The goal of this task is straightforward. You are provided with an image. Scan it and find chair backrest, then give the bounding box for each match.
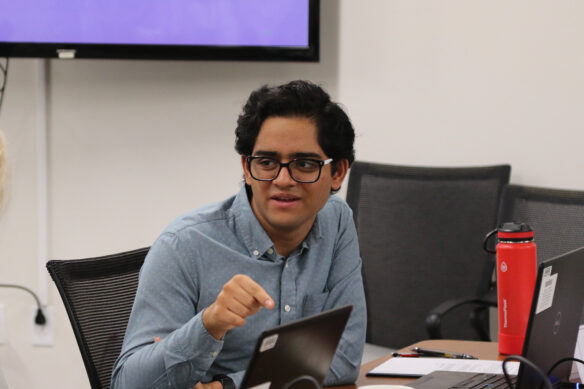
[346,162,510,348]
[498,184,584,263]
[46,247,149,389]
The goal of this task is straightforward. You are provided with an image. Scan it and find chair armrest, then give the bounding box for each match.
[426,296,497,340]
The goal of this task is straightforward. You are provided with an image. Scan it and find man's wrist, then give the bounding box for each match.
[213,374,235,389]
[202,307,227,340]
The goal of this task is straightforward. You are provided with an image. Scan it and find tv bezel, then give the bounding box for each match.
[0,0,319,62]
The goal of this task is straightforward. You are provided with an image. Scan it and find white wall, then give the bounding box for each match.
[1,1,583,388]
[339,1,584,189]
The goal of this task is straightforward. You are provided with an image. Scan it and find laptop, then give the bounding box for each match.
[240,305,352,389]
[408,246,584,389]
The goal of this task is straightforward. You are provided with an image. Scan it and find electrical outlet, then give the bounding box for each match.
[0,304,5,344]
[32,305,54,347]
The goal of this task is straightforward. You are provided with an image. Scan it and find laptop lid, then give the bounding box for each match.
[518,246,584,387]
[240,305,352,389]
[408,246,584,388]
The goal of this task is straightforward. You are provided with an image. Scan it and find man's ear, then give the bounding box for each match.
[331,159,349,191]
[241,155,253,186]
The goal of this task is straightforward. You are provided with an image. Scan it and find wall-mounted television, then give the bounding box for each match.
[0,0,319,61]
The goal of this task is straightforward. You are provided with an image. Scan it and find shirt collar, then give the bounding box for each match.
[230,185,321,260]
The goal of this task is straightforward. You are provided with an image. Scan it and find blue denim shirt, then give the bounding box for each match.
[111,185,366,389]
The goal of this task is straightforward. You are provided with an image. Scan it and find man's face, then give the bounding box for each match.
[241,116,347,238]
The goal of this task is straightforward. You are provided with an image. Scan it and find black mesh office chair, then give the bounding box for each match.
[498,184,584,263]
[46,247,149,389]
[428,184,584,340]
[346,162,510,348]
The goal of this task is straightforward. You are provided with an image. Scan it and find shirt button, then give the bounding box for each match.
[267,248,274,255]
[285,263,289,269]
[211,351,218,357]
[253,250,259,256]
[284,304,291,312]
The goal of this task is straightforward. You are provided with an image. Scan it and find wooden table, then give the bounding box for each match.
[334,339,501,388]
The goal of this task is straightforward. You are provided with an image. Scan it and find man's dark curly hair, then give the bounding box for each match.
[235,80,355,167]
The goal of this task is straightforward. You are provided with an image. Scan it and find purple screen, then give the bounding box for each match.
[0,0,309,47]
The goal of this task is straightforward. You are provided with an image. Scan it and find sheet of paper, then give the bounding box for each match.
[367,357,520,378]
[570,324,584,381]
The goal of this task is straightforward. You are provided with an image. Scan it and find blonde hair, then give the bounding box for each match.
[0,130,5,207]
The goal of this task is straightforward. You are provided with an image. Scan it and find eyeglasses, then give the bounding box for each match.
[246,156,333,183]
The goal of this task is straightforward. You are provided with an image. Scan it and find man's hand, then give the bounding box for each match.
[203,274,274,339]
[193,381,222,389]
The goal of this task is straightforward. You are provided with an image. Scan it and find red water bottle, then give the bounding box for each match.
[485,222,537,355]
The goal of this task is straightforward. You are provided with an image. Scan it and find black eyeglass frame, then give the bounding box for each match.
[246,156,333,183]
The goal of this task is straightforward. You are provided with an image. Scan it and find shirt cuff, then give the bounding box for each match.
[163,311,224,374]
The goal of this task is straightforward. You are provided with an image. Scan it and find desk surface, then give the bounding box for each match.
[336,339,501,389]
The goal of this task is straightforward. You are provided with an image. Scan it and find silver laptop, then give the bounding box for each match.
[409,246,584,388]
[240,305,352,389]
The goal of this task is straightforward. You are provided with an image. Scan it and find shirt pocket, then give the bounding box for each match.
[302,292,329,317]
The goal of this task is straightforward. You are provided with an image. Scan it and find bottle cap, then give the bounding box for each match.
[497,221,534,240]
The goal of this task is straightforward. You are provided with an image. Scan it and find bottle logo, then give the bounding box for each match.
[500,261,508,272]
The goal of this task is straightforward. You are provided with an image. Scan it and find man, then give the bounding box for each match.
[111,80,366,389]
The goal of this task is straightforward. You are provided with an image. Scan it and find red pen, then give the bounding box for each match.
[391,352,419,358]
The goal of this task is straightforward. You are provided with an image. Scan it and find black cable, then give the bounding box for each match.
[502,354,554,389]
[547,357,584,388]
[548,357,584,375]
[0,283,46,325]
[0,57,8,117]
[282,375,321,389]
[558,383,581,388]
